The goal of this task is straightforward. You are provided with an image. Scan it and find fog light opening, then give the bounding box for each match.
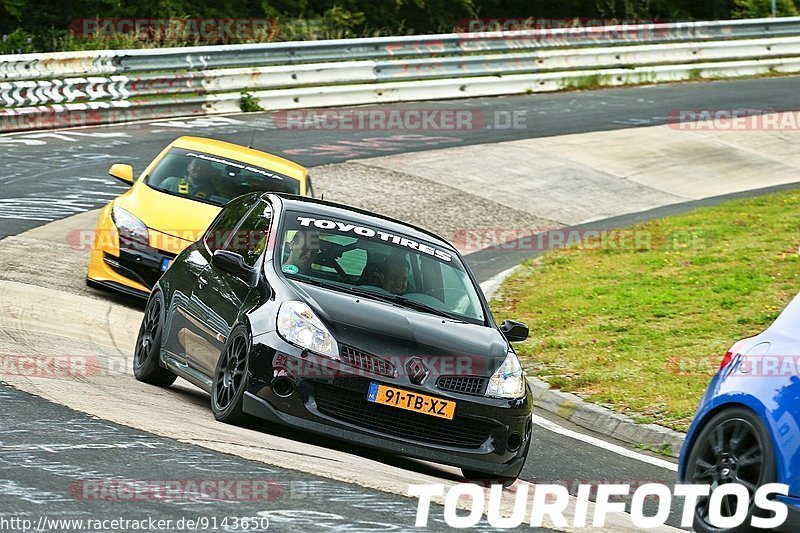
[507,432,523,452]
[272,377,295,398]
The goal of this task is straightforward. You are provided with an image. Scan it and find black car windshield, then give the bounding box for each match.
[277,211,485,324]
[145,147,300,206]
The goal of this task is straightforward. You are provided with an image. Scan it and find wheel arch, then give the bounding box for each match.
[235,310,254,341]
[680,395,790,488]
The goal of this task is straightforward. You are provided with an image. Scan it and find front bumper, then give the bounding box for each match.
[243,332,533,477]
[86,205,180,298]
[88,245,176,299]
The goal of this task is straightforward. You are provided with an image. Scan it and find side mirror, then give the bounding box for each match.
[501,320,529,342]
[212,250,256,284]
[109,163,134,186]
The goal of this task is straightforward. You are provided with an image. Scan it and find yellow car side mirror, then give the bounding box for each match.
[109,163,135,186]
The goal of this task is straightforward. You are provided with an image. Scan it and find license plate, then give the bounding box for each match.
[160,257,173,272]
[367,382,455,420]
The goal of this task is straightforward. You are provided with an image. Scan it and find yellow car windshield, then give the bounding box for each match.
[145,147,300,206]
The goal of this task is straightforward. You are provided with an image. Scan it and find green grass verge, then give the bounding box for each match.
[491,189,800,432]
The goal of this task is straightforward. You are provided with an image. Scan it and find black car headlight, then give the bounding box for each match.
[277,301,339,360]
[486,352,526,399]
[111,205,150,246]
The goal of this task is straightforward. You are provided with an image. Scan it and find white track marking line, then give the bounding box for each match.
[0,114,248,138]
[532,413,679,472]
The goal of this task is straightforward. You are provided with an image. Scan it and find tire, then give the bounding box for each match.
[461,469,517,488]
[211,325,253,425]
[133,291,177,387]
[685,406,777,533]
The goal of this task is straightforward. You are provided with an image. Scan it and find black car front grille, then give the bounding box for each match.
[340,345,396,377]
[436,376,488,396]
[313,384,492,448]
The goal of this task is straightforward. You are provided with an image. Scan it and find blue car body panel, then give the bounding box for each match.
[679,292,800,505]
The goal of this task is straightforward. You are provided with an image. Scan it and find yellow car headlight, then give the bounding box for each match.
[111,205,150,246]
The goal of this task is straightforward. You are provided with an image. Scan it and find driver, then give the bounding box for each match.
[377,256,409,295]
[284,230,321,275]
[160,158,212,199]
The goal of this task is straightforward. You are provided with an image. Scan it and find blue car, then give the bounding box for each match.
[679,292,800,532]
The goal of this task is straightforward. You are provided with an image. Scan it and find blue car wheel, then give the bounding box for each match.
[685,406,776,533]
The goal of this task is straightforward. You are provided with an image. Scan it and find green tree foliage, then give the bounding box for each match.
[732,0,799,18]
[1,0,799,53]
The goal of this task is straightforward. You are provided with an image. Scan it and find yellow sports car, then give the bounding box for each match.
[86,136,311,298]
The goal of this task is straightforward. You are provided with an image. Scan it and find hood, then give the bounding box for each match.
[289,281,509,377]
[116,182,222,243]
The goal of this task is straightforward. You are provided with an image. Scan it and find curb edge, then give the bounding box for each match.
[526,375,685,459]
[480,265,686,460]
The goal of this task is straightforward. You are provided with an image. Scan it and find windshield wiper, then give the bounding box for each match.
[339,286,466,322]
[391,294,467,322]
[286,276,467,322]
[285,274,336,290]
[285,277,405,308]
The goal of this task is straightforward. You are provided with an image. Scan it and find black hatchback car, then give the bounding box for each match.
[134,192,533,483]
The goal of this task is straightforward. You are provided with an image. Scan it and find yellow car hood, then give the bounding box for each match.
[116,183,222,253]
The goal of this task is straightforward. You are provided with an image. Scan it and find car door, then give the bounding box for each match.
[161,240,211,362]
[162,201,249,362]
[174,194,262,371]
[187,199,274,376]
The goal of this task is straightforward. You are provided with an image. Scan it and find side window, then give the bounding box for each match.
[338,247,367,276]
[227,202,273,267]
[203,194,260,253]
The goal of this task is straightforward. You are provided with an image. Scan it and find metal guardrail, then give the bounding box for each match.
[2,16,800,133]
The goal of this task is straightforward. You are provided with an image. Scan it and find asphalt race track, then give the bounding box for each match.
[0,386,487,533]
[2,76,800,531]
[3,76,800,238]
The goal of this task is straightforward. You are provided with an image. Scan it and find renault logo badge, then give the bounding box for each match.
[406,357,428,384]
